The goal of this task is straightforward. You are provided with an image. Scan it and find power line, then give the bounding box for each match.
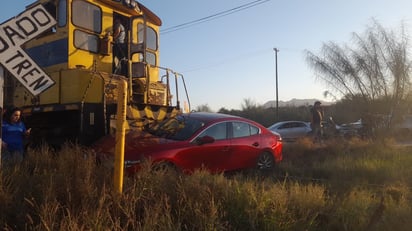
[161,0,271,34]
[180,48,269,73]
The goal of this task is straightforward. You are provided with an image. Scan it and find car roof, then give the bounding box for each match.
[182,112,241,123]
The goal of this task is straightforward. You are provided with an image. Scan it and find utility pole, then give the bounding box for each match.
[273,48,279,121]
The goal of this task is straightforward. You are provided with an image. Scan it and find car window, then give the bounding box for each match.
[172,118,205,140]
[147,116,204,140]
[232,122,259,138]
[278,123,289,129]
[288,123,298,128]
[293,122,305,128]
[198,122,227,140]
[250,125,259,135]
[279,123,293,129]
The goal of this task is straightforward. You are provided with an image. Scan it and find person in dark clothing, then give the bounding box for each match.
[113,19,126,59]
[311,101,324,143]
[113,18,127,75]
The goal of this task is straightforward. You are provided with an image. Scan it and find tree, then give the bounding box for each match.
[306,20,412,124]
[195,104,213,112]
[241,98,258,111]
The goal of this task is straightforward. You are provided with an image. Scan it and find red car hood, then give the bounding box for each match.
[93,130,182,161]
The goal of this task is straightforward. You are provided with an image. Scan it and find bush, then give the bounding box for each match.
[1,141,412,230]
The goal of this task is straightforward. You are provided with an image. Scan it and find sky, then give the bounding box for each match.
[2,0,412,111]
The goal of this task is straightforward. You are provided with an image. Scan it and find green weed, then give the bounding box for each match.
[0,141,411,230]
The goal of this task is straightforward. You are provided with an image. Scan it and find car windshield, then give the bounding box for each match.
[146,115,205,140]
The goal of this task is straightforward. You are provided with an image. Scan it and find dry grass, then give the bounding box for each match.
[0,140,411,230]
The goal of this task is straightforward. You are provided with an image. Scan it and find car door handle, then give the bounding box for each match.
[252,142,259,147]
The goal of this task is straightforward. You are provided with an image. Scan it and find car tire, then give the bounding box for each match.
[256,151,275,171]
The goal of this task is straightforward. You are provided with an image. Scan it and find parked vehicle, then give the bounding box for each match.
[338,119,363,138]
[321,117,341,138]
[267,121,311,142]
[268,118,343,142]
[93,112,283,174]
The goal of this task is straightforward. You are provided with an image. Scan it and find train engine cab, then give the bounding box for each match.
[3,0,189,147]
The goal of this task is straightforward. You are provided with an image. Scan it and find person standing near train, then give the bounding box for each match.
[1,107,31,162]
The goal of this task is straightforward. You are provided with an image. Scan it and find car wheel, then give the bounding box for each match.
[256,151,275,170]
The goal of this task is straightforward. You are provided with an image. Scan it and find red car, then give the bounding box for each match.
[93,112,282,174]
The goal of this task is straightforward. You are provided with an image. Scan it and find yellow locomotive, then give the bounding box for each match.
[2,0,189,146]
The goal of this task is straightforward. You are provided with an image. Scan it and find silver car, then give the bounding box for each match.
[268,121,312,142]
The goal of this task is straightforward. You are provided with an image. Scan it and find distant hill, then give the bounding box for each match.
[263,98,332,108]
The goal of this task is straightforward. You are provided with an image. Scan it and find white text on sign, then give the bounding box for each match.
[0,4,57,96]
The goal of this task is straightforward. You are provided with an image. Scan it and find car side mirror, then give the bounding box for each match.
[194,136,215,145]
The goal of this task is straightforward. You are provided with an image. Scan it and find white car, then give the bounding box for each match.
[268,121,312,142]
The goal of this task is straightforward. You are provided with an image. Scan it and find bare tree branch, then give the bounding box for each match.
[305,19,412,119]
